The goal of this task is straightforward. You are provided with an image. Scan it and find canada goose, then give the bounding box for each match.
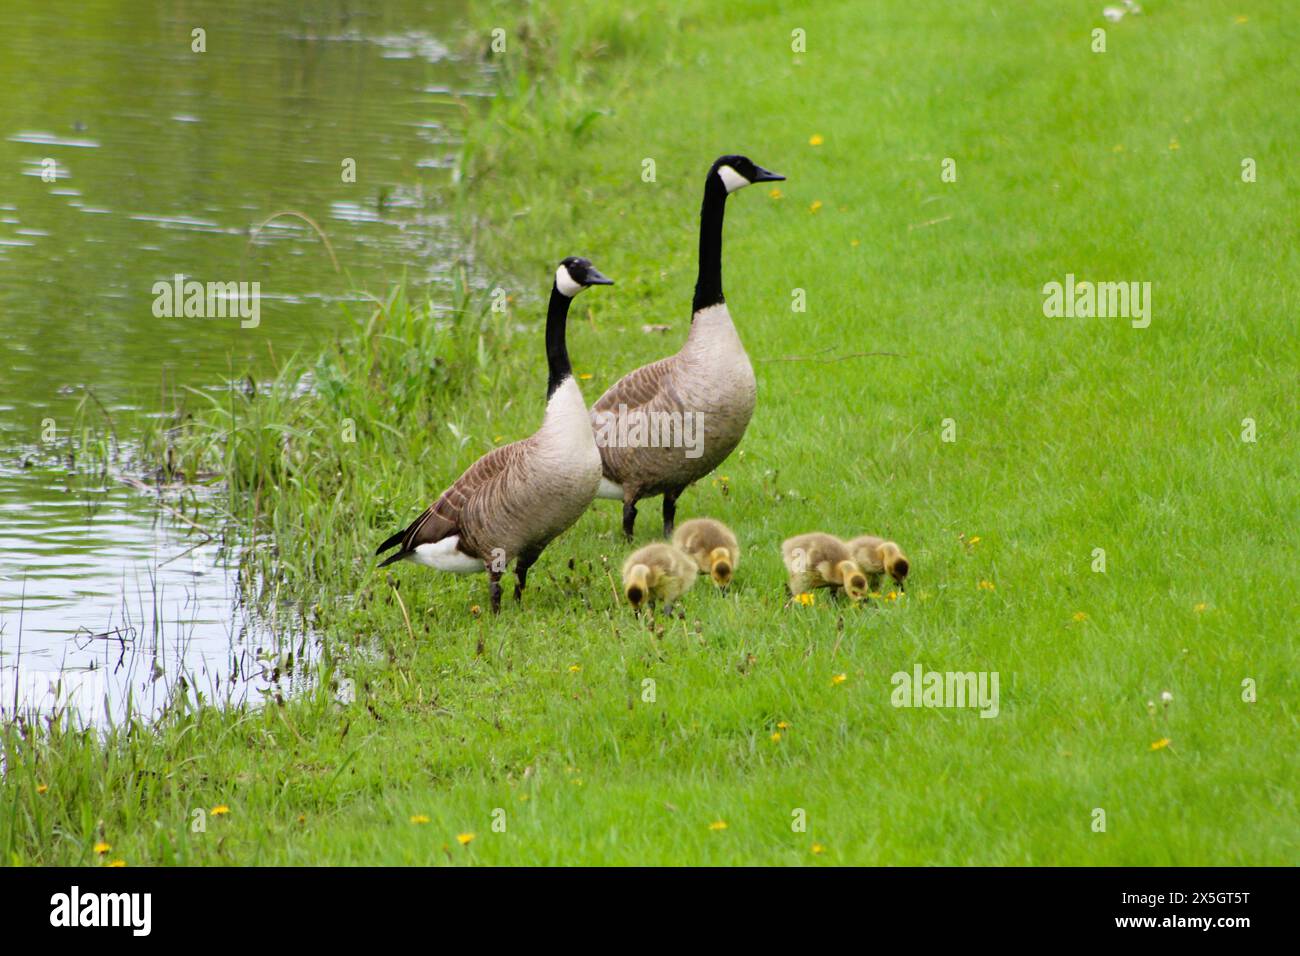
[846,535,910,592]
[374,257,613,613]
[622,542,698,613]
[671,517,739,587]
[592,154,785,540]
[781,532,869,602]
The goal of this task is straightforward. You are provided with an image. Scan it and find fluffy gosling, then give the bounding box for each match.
[671,517,740,588]
[846,535,910,592]
[781,532,869,602]
[622,543,698,613]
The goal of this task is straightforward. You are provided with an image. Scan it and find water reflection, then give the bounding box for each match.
[0,0,488,719]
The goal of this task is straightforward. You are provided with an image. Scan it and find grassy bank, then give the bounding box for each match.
[3,0,1297,865]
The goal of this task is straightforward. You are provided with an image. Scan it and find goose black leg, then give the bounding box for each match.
[514,548,541,602]
[662,488,682,539]
[488,570,503,614]
[622,499,638,541]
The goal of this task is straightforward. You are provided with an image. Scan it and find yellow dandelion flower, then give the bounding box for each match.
[768,187,784,200]
[1193,602,1208,613]
[850,239,860,247]
[968,536,982,546]
[1150,738,1171,751]
[796,592,815,607]
[93,842,111,855]
[708,820,728,831]
[410,814,431,824]
[470,604,482,616]
[831,673,847,686]
[809,134,824,147]
[568,664,581,673]
[211,805,230,816]
[811,843,825,855]
[457,832,476,845]
[770,732,782,742]
[578,372,593,380]
[493,435,503,442]
[36,784,48,794]
[1234,15,1248,24]
[1169,138,1180,151]
[1112,144,1124,153]
[809,200,823,213]
[777,721,791,730]
[1072,611,1088,622]
[107,860,126,868]
[978,580,995,591]
[886,591,899,602]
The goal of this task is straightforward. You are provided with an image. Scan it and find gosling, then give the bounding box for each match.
[622,543,697,613]
[671,517,740,588]
[846,535,910,592]
[780,532,869,602]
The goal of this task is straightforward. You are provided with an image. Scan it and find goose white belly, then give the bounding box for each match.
[596,477,624,500]
[412,536,485,573]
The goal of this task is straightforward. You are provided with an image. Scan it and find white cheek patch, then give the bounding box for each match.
[555,264,583,297]
[717,164,750,193]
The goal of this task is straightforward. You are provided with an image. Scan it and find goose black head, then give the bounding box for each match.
[555,256,614,298]
[710,154,786,194]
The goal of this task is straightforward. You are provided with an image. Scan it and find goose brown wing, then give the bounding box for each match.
[592,356,678,414]
[400,442,524,552]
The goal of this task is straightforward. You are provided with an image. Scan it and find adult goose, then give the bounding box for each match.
[375,257,613,613]
[591,154,784,539]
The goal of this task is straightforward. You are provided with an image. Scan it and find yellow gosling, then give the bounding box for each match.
[671,517,740,588]
[846,535,911,592]
[780,532,869,602]
[622,542,698,613]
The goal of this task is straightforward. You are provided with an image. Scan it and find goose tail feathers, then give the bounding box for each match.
[375,525,410,561]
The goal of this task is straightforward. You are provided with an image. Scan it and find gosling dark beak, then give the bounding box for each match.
[585,267,614,286]
[752,166,786,183]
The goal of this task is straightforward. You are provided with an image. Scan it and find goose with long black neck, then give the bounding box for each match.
[591,154,784,540]
[376,257,612,614]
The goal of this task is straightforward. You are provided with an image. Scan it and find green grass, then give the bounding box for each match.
[3,0,1297,865]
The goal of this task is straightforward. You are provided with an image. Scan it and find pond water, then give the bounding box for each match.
[0,0,489,721]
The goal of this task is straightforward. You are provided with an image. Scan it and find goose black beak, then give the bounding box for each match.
[585,267,614,286]
[752,166,786,183]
